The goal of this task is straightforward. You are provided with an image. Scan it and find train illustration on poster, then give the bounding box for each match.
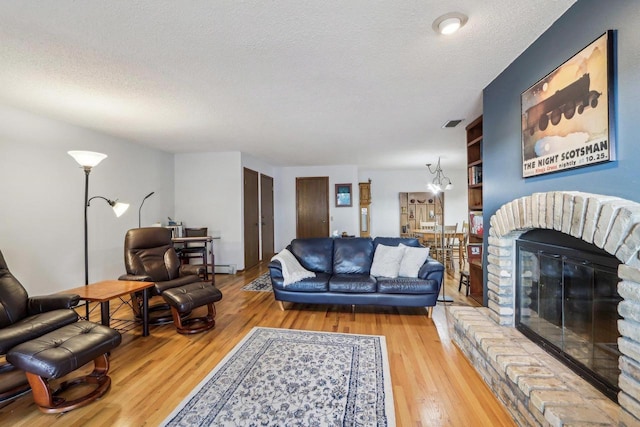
[521,31,615,178]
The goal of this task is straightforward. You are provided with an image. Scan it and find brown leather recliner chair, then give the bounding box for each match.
[119,227,205,324]
[0,250,80,402]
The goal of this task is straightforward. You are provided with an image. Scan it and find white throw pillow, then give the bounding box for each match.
[398,244,430,278]
[370,244,406,278]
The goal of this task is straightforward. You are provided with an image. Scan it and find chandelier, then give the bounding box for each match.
[426,157,453,193]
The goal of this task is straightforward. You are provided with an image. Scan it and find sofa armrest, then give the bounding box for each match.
[268,260,284,280]
[28,293,80,314]
[418,258,444,281]
[119,273,153,282]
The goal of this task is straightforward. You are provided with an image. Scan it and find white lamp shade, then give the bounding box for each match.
[112,202,129,217]
[68,151,107,168]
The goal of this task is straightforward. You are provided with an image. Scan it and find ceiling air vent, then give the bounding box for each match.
[442,119,463,128]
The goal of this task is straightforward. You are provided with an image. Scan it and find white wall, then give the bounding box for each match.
[174,152,244,270]
[358,167,469,238]
[0,105,174,294]
[173,152,279,270]
[273,165,359,251]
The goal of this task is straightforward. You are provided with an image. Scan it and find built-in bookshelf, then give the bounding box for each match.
[466,116,484,305]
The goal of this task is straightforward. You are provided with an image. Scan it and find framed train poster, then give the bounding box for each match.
[521,30,615,178]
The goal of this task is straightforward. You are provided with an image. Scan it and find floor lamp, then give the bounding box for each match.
[138,191,155,228]
[69,151,129,319]
[426,157,453,303]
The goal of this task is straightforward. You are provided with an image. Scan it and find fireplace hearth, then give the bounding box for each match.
[450,191,640,426]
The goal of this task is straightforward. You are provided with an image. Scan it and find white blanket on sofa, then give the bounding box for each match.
[271,249,316,286]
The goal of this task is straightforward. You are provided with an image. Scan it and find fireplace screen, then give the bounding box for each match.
[516,230,621,401]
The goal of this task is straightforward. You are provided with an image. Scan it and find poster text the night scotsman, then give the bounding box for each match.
[521,31,614,178]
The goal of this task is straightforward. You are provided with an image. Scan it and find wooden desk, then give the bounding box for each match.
[410,229,466,270]
[171,236,214,244]
[64,280,155,337]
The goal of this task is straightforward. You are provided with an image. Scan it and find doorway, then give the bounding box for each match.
[243,168,260,270]
[260,174,275,261]
[296,177,329,238]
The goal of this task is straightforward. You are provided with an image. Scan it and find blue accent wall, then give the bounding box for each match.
[482,0,640,303]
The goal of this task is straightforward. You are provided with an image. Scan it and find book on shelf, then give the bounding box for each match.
[468,165,483,185]
[469,211,483,236]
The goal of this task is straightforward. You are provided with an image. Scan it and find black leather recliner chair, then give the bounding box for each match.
[119,227,205,324]
[0,250,80,401]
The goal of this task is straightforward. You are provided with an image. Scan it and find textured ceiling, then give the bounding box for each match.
[0,1,575,170]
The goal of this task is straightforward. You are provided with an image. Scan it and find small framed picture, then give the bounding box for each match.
[335,183,352,207]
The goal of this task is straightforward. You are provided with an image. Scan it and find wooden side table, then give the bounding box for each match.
[63,280,155,336]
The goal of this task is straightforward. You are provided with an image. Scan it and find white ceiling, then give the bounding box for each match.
[0,1,575,170]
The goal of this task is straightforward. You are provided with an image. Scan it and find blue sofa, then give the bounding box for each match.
[268,237,444,316]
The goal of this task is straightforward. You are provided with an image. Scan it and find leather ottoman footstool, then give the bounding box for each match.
[6,321,121,414]
[162,282,223,334]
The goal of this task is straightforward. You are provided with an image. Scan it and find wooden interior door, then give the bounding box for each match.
[296,177,329,238]
[243,168,260,270]
[260,174,274,261]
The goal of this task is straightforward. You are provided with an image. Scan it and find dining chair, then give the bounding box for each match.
[462,221,470,259]
[451,221,469,268]
[180,227,209,281]
[458,260,471,296]
[432,224,457,271]
[418,221,437,247]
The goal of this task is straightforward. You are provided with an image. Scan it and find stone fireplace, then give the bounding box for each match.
[450,191,640,426]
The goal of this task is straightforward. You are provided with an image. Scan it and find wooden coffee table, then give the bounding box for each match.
[64,280,155,337]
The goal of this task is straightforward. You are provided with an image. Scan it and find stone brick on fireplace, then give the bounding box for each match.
[451,306,619,426]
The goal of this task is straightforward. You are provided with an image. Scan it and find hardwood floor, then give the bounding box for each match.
[0,264,515,426]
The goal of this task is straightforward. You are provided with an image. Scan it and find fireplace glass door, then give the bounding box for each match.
[516,233,621,401]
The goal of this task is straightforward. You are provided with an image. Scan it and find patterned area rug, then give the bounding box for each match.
[162,327,395,426]
[241,272,272,292]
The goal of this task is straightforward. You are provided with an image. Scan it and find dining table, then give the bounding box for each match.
[410,228,466,271]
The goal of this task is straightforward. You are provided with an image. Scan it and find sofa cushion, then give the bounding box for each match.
[377,277,439,294]
[289,238,334,274]
[333,238,374,274]
[370,244,405,278]
[329,274,377,293]
[398,245,431,278]
[273,272,330,292]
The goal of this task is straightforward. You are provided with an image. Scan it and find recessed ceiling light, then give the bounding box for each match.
[432,12,468,36]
